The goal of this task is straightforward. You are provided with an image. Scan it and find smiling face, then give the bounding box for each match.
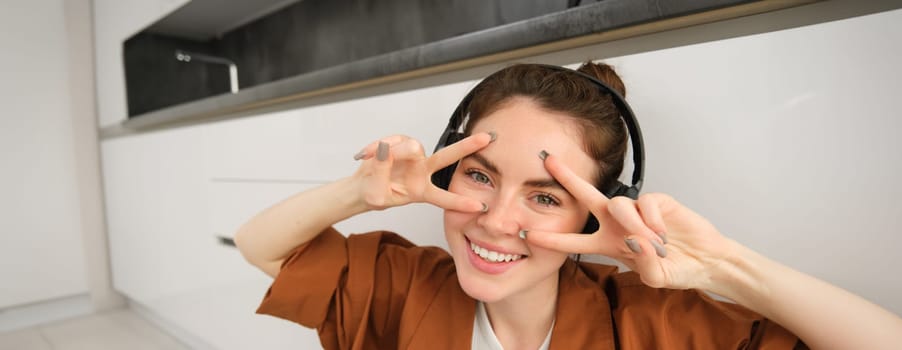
[443,97,600,303]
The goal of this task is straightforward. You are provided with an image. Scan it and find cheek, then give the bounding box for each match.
[525,244,571,277]
[564,209,592,232]
[447,173,489,200]
[443,209,471,231]
[522,209,591,234]
[446,172,464,194]
[532,245,570,262]
[443,178,479,234]
[447,174,498,217]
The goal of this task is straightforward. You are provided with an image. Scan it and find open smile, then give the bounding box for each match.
[469,241,525,262]
[464,237,528,274]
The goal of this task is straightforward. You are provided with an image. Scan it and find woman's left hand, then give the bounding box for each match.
[528,154,902,349]
[523,152,739,291]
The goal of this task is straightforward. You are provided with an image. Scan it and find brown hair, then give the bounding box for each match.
[463,62,629,191]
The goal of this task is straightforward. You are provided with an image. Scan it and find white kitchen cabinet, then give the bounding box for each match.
[190,87,475,347]
[201,110,307,181]
[100,125,210,303]
[99,85,465,347]
[201,80,474,183]
[101,125,321,348]
[128,236,321,349]
[206,181,317,241]
[202,179,445,349]
[287,80,473,181]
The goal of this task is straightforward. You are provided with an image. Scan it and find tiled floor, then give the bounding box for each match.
[0,308,189,350]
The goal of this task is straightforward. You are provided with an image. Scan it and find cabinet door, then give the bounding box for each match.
[202,80,475,183]
[101,80,474,347]
[200,179,447,348]
[207,181,317,241]
[202,110,307,181]
[101,125,211,303]
[102,125,320,348]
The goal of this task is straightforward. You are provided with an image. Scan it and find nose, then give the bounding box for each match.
[477,192,522,236]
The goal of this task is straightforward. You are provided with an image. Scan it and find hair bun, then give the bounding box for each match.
[577,61,626,97]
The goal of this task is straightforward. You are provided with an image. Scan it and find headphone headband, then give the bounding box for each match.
[433,63,645,198]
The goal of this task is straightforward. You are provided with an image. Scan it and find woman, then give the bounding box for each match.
[235,62,902,349]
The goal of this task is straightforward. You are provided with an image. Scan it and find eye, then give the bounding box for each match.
[464,169,491,185]
[533,193,561,207]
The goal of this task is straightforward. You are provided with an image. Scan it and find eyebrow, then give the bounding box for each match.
[468,153,500,175]
[465,153,566,191]
[524,178,564,190]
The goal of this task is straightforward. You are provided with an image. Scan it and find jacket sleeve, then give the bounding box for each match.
[255,227,444,350]
[610,271,807,349]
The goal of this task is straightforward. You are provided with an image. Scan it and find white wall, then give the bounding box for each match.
[0,0,87,308]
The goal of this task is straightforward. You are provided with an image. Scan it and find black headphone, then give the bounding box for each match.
[430,64,645,233]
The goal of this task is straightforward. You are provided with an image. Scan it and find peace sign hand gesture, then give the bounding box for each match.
[352,132,494,213]
[523,151,739,291]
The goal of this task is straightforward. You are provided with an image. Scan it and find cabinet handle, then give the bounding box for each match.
[217,235,236,248]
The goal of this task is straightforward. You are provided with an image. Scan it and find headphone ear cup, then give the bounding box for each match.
[431,164,456,190]
[603,182,639,200]
[583,183,639,234]
[581,214,599,233]
[621,185,639,200]
[430,132,465,190]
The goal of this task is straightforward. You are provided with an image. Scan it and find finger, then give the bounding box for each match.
[389,138,427,162]
[390,137,474,211]
[523,229,621,255]
[541,152,609,213]
[423,186,485,212]
[624,235,668,288]
[609,196,666,248]
[353,135,408,160]
[361,141,395,208]
[426,132,493,171]
[636,193,669,244]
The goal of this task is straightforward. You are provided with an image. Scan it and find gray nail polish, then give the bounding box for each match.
[376,142,389,161]
[657,232,668,245]
[650,239,668,258]
[518,230,528,240]
[625,238,642,253]
[539,150,549,160]
[353,150,366,160]
[481,202,488,213]
[488,131,497,142]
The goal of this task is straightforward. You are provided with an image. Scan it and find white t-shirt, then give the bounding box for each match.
[471,301,553,350]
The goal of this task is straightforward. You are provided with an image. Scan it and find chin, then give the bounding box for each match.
[446,238,505,302]
[455,271,506,303]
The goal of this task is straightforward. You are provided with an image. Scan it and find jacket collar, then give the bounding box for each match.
[407,259,619,349]
[548,259,619,349]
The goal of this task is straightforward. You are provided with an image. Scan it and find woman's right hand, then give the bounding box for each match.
[351,133,494,212]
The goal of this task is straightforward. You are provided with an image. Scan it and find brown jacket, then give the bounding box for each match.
[257,228,803,349]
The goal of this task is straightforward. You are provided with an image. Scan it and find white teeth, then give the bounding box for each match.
[488,251,499,261]
[469,241,523,263]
